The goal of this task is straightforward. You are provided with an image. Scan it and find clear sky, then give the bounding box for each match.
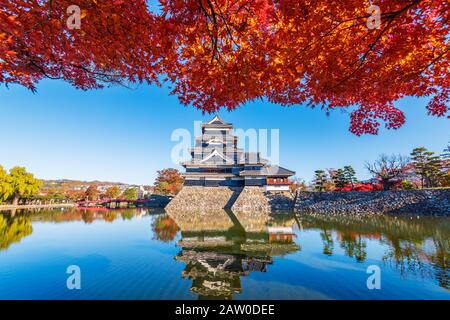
[1,80,449,185]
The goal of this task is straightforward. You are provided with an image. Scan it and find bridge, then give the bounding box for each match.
[77,195,172,209]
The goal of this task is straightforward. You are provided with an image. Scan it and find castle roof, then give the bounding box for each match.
[239,165,295,177]
[202,115,233,129]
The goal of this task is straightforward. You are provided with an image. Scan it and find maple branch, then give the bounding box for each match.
[212,0,241,49]
[205,0,219,62]
[403,47,450,79]
[197,0,219,62]
[330,0,422,90]
[28,60,61,80]
[70,64,127,86]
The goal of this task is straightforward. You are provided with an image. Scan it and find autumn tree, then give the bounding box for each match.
[84,185,99,201]
[41,186,66,199]
[365,154,409,190]
[9,167,43,205]
[289,177,308,193]
[152,215,179,242]
[154,168,184,195]
[0,165,13,203]
[1,1,449,135]
[105,186,121,199]
[122,188,138,201]
[65,189,85,202]
[410,147,443,188]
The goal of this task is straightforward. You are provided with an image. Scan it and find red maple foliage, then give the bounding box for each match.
[335,183,384,192]
[1,0,449,134]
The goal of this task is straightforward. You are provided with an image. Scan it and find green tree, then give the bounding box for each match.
[343,166,358,189]
[0,165,13,203]
[84,185,99,201]
[122,188,138,201]
[440,142,450,187]
[442,141,450,161]
[332,168,346,189]
[105,186,121,199]
[331,166,357,190]
[313,170,328,192]
[9,167,42,205]
[410,147,443,188]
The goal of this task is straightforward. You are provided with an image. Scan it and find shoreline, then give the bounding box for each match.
[0,203,76,210]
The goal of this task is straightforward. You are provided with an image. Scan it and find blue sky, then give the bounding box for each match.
[0,80,449,185]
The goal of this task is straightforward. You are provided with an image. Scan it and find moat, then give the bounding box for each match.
[0,208,448,299]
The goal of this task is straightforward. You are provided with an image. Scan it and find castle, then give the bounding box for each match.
[181,115,295,191]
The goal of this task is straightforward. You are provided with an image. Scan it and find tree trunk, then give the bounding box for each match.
[382,180,390,191]
[12,194,19,206]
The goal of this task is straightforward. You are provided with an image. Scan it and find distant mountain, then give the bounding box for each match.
[41,179,148,192]
[38,179,154,199]
[43,179,130,187]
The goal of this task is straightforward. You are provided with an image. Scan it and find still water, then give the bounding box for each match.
[0,207,448,300]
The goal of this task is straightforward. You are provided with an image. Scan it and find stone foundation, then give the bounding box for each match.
[231,187,295,213]
[266,191,295,211]
[165,186,295,213]
[294,189,450,216]
[231,187,271,213]
[165,186,242,212]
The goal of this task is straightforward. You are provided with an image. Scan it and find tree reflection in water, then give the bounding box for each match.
[151,215,179,242]
[320,229,334,256]
[0,213,32,250]
[0,207,153,250]
[164,211,448,296]
[300,214,449,290]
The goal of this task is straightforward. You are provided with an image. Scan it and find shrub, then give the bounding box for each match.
[401,180,414,190]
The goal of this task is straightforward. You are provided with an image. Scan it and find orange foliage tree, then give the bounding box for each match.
[154,168,184,195]
[1,0,448,134]
[152,215,179,242]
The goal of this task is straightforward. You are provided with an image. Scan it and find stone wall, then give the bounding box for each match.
[294,189,450,216]
[165,186,242,212]
[266,191,295,211]
[232,187,271,213]
[165,186,295,213]
[231,187,295,213]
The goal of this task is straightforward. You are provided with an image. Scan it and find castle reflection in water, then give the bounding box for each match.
[167,210,300,299]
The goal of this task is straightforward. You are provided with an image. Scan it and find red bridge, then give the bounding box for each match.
[77,199,148,209]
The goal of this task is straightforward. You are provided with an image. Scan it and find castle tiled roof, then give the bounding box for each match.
[202,115,233,128]
[239,165,295,177]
